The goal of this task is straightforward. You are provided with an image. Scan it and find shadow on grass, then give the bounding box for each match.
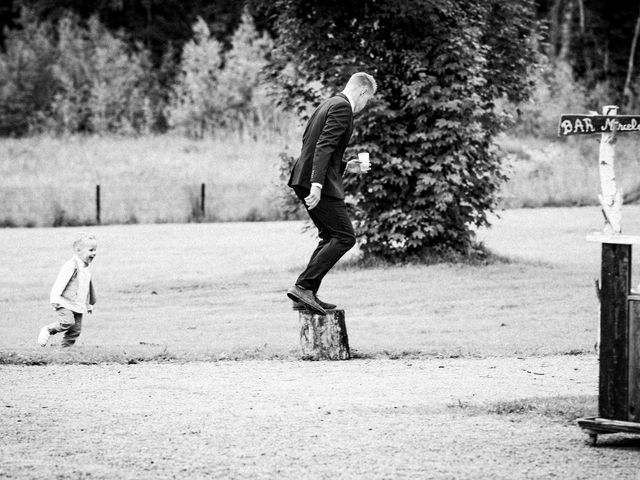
[0,346,180,366]
[350,348,485,360]
[593,436,640,449]
[448,395,598,423]
[0,345,595,366]
[0,344,301,366]
[332,243,552,271]
[464,396,640,449]
[286,241,552,276]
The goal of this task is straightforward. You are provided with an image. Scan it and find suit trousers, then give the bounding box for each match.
[46,308,83,347]
[293,187,356,292]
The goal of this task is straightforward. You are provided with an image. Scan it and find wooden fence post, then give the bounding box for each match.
[200,183,206,217]
[96,184,101,225]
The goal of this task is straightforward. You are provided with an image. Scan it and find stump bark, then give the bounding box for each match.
[299,309,350,360]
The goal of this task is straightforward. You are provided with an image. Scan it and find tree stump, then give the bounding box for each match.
[298,309,350,360]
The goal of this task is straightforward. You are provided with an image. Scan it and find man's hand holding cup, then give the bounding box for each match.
[347,152,371,174]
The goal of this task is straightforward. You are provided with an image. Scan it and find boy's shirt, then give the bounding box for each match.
[50,255,96,314]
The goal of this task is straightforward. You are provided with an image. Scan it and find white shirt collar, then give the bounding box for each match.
[342,91,355,112]
[74,255,89,269]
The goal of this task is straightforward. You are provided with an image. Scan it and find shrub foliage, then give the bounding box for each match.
[265,0,539,261]
[0,9,157,135]
[166,11,274,138]
[0,8,276,137]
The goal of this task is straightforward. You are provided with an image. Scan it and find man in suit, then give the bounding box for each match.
[286,72,377,315]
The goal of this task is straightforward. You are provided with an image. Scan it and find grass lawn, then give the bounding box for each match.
[5,207,640,480]
[2,205,632,364]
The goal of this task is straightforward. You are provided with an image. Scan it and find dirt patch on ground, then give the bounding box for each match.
[2,355,639,479]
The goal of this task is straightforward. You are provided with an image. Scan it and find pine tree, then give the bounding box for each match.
[166,17,223,138]
[0,9,57,135]
[217,9,273,131]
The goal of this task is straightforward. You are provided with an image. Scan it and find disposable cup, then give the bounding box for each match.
[358,152,370,171]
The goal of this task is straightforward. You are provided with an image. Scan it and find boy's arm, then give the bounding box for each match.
[88,281,97,313]
[49,260,75,306]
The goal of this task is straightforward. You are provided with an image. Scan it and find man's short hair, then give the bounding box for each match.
[73,231,97,249]
[347,72,377,95]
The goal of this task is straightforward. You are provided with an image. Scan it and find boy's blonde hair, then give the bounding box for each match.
[73,232,97,249]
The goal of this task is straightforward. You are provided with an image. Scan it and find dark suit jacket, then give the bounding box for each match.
[288,93,354,199]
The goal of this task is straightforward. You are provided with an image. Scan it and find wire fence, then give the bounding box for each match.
[1,181,289,227]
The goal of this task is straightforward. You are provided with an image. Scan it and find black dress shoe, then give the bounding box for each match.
[286,285,327,315]
[315,296,337,310]
[292,293,337,311]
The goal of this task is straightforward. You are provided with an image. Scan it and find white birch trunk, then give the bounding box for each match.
[598,105,622,234]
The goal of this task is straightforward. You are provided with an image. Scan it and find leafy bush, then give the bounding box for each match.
[507,57,590,138]
[165,17,224,138]
[0,8,282,138]
[217,10,274,133]
[0,9,57,135]
[51,202,85,227]
[166,10,276,137]
[50,14,156,134]
[0,9,160,135]
[277,151,305,220]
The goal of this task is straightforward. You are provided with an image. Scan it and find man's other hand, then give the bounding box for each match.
[304,184,322,210]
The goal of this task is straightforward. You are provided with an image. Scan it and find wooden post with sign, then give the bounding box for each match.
[558,105,624,233]
[559,106,640,444]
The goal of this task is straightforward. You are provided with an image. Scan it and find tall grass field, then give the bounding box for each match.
[3,132,640,227]
[499,134,640,208]
[0,131,300,227]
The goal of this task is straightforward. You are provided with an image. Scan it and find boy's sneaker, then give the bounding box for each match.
[37,326,50,347]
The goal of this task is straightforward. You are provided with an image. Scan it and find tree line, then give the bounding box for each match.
[2,0,640,137]
[0,5,275,136]
[2,1,640,100]
[3,0,640,260]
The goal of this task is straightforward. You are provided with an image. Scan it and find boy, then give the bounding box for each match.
[38,232,97,347]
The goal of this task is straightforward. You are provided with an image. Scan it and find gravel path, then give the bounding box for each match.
[3,355,639,479]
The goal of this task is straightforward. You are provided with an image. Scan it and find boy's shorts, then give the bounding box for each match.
[51,308,83,347]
